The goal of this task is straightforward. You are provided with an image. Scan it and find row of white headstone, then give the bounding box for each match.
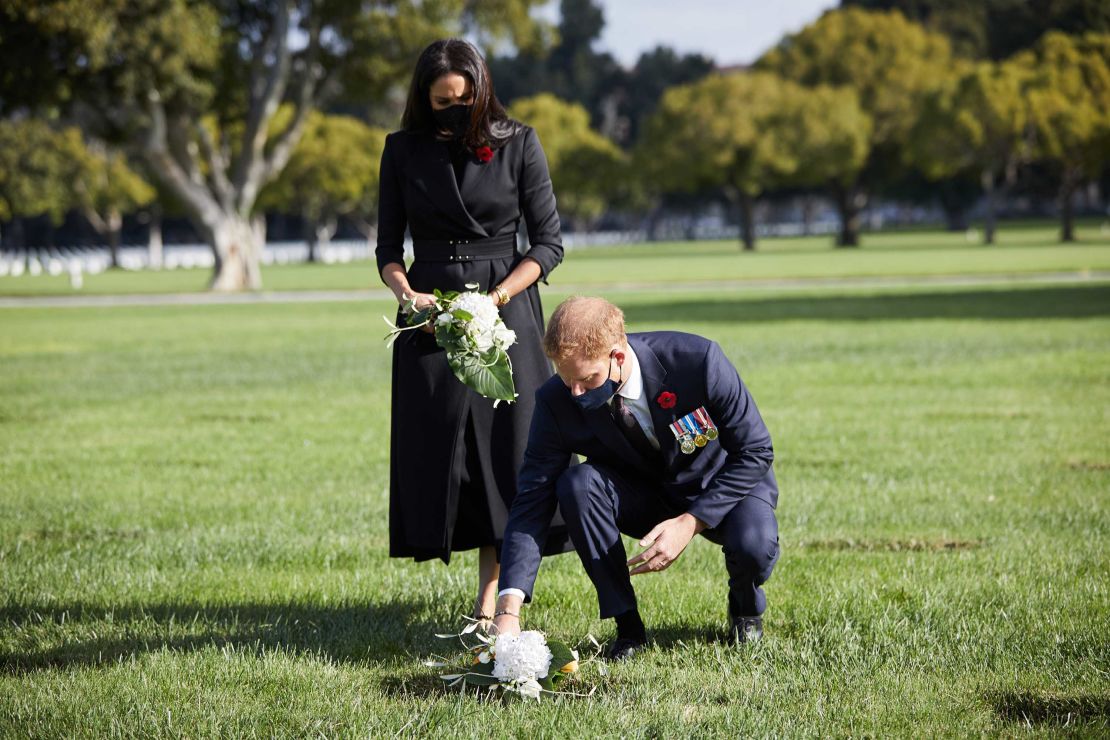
[0,240,376,288]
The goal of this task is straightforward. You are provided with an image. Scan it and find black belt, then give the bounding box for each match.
[412,233,517,263]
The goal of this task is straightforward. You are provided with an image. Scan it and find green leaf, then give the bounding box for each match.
[548,641,576,673]
[461,673,501,687]
[407,309,433,328]
[447,349,516,402]
[452,309,474,322]
[469,660,496,676]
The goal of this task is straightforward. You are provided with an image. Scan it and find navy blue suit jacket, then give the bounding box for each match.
[500,331,778,599]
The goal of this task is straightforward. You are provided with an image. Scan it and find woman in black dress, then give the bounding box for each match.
[376,39,571,621]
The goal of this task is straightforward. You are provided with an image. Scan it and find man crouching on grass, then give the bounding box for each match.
[491,296,780,660]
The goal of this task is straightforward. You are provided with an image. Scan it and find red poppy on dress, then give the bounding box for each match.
[475,145,494,163]
[656,391,677,409]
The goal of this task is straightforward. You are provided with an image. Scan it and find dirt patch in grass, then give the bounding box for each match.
[796,537,984,552]
[989,689,1110,728]
[18,526,149,543]
[1066,459,1110,471]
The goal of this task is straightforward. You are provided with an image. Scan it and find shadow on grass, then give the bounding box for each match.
[620,284,1110,324]
[989,689,1110,729]
[0,600,443,675]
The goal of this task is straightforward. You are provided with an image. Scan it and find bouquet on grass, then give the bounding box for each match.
[425,619,604,700]
[384,283,517,403]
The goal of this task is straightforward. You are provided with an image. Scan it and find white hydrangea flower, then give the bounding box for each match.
[450,292,500,328]
[491,630,553,683]
[495,324,517,347]
[446,290,517,355]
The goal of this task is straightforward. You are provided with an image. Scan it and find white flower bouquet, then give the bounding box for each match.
[425,620,603,700]
[384,283,517,403]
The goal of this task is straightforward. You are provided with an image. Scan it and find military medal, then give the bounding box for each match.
[694,407,719,441]
[681,413,708,448]
[670,420,696,454]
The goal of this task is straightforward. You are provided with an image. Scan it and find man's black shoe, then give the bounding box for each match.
[605,636,647,661]
[730,616,763,644]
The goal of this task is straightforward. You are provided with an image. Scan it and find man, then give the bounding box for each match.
[492,296,779,659]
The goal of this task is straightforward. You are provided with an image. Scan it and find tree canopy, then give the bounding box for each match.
[639,71,869,250]
[0,0,549,289]
[508,93,626,230]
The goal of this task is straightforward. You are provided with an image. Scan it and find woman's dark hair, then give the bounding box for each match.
[401,38,521,148]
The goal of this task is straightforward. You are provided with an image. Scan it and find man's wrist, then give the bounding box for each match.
[681,511,708,534]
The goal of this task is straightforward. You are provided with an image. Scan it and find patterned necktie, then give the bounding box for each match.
[610,394,659,461]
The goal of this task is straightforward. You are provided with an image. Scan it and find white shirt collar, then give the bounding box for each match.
[616,344,643,401]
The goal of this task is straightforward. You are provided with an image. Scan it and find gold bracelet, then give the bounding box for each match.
[494,286,510,306]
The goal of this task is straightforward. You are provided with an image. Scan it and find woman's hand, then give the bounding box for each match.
[401,291,437,333]
[402,291,437,311]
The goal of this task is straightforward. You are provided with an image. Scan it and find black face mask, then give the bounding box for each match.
[571,352,623,412]
[432,103,472,138]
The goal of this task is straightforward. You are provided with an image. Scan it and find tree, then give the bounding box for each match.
[0,119,74,247]
[1,0,549,290]
[842,0,1110,60]
[637,72,869,251]
[258,111,386,261]
[1015,32,1110,241]
[771,84,873,220]
[508,93,626,232]
[908,60,1030,243]
[63,133,157,267]
[758,8,953,246]
[490,3,715,148]
[618,46,715,146]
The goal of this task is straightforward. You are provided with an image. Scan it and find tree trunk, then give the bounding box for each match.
[937,185,970,232]
[1060,171,1078,243]
[9,217,24,249]
[305,220,318,263]
[349,215,376,244]
[981,169,996,245]
[645,205,663,242]
[148,204,163,269]
[316,216,336,260]
[204,214,264,291]
[107,209,123,269]
[738,192,756,251]
[833,185,866,247]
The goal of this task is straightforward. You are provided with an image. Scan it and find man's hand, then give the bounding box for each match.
[490,593,523,636]
[626,512,707,576]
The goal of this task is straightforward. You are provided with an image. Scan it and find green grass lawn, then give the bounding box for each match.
[2,276,1108,735]
[2,221,1108,296]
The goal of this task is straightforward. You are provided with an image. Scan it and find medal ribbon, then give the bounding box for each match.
[694,407,716,432]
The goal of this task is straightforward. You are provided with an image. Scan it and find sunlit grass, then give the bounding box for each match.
[1,220,1107,297]
[2,278,1108,735]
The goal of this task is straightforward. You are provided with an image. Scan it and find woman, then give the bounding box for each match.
[376,38,571,621]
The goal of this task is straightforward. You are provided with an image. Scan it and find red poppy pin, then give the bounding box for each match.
[656,391,677,409]
[475,145,494,163]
